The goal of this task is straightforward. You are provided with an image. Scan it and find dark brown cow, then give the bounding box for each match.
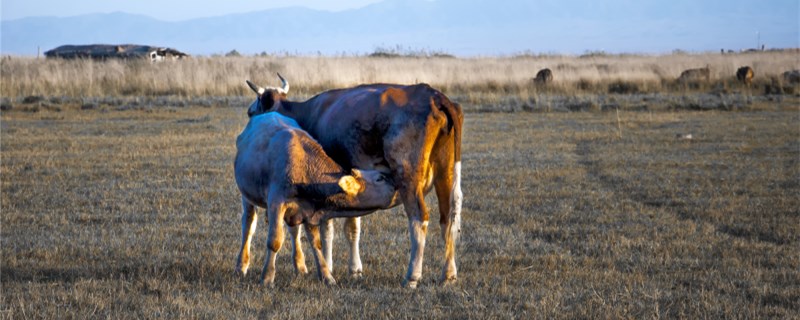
[534,68,553,84]
[736,66,754,86]
[245,75,463,288]
[678,66,711,82]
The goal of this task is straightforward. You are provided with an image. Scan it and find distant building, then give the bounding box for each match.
[44,44,189,62]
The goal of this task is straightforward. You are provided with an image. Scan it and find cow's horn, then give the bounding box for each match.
[246,80,265,95]
[277,73,289,94]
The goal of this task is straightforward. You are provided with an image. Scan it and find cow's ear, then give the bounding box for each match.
[338,175,362,196]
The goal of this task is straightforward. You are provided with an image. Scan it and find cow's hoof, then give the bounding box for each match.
[350,270,363,279]
[440,276,457,286]
[236,263,249,277]
[260,278,276,288]
[323,277,337,286]
[404,279,419,289]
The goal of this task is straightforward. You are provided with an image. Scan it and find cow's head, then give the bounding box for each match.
[245,74,289,117]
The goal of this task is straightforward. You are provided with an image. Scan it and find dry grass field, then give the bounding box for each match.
[2,52,800,318]
[2,102,798,318]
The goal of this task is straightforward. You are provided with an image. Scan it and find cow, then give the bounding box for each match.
[245,74,463,288]
[234,112,396,286]
[534,68,553,84]
[736,66,754,86]
[678,66,711,83]
[783,70,800,84]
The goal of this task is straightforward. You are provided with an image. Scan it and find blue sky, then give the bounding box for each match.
[1,0,797,55]
[1,0,385,21]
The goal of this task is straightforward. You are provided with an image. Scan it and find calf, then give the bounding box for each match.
[234,112,396,286]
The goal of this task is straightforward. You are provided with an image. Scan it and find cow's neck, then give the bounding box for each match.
[277,100,316,133]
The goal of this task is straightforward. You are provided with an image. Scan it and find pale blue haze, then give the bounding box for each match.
[1,0,798,56]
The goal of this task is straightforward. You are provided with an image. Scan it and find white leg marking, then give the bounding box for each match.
[451,161,463,242]
[406,218,428,288]
[345,217,363,277]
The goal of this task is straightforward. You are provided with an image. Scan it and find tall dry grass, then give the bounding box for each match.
[2,51,798,99]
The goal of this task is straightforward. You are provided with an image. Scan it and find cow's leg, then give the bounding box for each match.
[236,197,257,276]
[260,196,286,287]
[385,120,443,288]
[402,189,429,289]
[434,160,461,284]
[320,218,334,275]
[344,217,363,277]
[304,223,337,285]
[289,224,308,275]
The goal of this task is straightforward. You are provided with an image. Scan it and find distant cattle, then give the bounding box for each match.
[234,112,396,286]
[678,66,711,82]
[44,44,189,62]
[783,70,800,84]
[534,68,553,84]
[736,66,754,86]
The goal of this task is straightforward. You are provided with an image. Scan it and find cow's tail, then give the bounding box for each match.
[440,97,463,244]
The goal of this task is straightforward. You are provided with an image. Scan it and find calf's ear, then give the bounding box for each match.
[338,175,363,196]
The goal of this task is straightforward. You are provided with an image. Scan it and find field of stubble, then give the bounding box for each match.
[2,103,798,319]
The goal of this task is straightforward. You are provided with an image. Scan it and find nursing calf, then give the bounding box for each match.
[234,112,395,286]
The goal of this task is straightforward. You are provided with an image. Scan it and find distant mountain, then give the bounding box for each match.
[2,0,797,56]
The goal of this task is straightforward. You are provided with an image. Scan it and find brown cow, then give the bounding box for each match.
[736,66,754,86]
[234,112,396,286]
[534,68,553,84]
[678,65,711,82]
[245,75,463,288]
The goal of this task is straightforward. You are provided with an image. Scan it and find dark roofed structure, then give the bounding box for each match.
[44,44,189,61]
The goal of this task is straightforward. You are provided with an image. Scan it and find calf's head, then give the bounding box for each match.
[245,74,289,117]
[337,169,396,209]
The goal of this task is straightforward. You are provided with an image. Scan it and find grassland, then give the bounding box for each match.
[2,103,798,318]
[2,50,799,99]
[2,52,800,318]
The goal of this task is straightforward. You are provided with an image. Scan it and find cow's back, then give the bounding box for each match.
[302,84,446,170]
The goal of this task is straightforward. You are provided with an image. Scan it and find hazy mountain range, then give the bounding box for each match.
[2,0,797,56]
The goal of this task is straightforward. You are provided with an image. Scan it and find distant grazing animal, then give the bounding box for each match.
[246,74,463,288]
[678,66,711,82]
[234,112,396,286]
[783,70,800,84]
[534,68,553,84]
[736,66,754,86]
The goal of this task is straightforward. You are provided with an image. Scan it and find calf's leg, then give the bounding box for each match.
[236,198,257,276]
[305,223,337,285]
[260,198,287,287]
[289,225,308,275]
